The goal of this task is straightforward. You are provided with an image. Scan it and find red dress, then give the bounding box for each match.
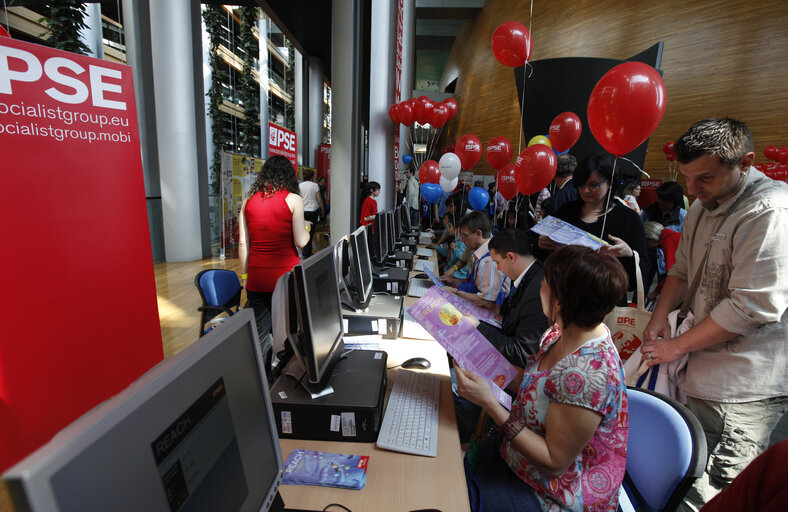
[360,196,378,226]
[244,190,300,293]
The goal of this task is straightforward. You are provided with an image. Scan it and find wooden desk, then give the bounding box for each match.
[278,336,470,512]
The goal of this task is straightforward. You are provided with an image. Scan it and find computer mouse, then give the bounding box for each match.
[401,357,431,370]
[414,273,429,279]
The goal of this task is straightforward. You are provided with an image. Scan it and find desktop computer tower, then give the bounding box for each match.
[270,350,387,442]
[385,251,414,271]
[373,267,409,295]
[341,294,403,339]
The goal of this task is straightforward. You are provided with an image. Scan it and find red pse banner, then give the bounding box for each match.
[0,37,163,471]
[268,121,298,169]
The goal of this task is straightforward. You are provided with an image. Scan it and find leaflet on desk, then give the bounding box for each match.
[281,449,368,490]
[407,287,515,410]
[434,286,502,328]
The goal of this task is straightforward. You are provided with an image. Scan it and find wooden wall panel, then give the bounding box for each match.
[439,0,788,181]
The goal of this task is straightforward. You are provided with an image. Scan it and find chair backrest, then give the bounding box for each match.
[195,269,241,307]
[625,387,707,511]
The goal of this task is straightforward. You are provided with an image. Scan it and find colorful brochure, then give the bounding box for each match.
[422,266,444,287]
[435,286,501,328]
[281,449,369,490]
[531,215,608,250]
[407,287,516,409]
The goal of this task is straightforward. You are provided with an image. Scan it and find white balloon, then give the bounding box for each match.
[440,176,458,193]
[439,152,462,180]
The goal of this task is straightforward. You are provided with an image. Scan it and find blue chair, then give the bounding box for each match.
[194,269,242,336]
[619,387,707,512]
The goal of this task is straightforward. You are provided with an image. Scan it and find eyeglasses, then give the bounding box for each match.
[578,180,608,190]
[459,230,474,238]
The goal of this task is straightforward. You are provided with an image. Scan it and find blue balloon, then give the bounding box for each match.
[420,183,442,203]
[469,187,490,211]
[402,154,413,164]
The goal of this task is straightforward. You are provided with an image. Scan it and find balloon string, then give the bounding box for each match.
[617,155,651,178]
[600,157,618,241]
[528,0,534,42]
[517,63,527,154]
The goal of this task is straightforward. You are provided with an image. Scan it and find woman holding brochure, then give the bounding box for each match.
[537,153,648,300]
[455,245,629,512]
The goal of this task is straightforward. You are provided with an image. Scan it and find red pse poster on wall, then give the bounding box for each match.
[268,121,297,169]
[0,37,163,471]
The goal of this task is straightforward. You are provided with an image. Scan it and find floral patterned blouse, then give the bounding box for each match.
[499,326,629,511]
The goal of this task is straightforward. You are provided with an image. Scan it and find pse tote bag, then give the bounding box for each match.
[604,252,650,363]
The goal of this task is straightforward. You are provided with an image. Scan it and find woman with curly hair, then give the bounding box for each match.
[239,155,311,364]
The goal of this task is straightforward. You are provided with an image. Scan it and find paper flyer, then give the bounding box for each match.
[407,288,515,409]
[422,266,445,287]
[435,287,502,328]
[531,215,608,250]
[281,449,369,490]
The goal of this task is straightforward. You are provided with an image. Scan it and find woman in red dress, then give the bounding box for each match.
[239,155,311,367]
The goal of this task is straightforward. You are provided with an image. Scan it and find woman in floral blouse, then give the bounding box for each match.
[456,245,630,511]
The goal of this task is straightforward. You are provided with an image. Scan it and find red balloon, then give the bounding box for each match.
[662,141,675,154]
[491,21,531,67]
[415,96,434,125]
[548,112,582,152]
[429,104,449,128]
[764,145,778,161]
[777,147,788,164]
[514,145,557,195]
[442,98,458,119]
[388,104,400,124]
[496,164,518,200]
[765,162,778,171]
[456,134,482,170]
[587,62,666,156]
[398,101,415,126]
[666,152,677,162]
[419,160,441,184]
[486,136,513,170]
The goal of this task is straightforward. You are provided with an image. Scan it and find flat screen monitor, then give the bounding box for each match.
[393,205,403,240]
[373,212,388,264]
[344,226,374,309]
[400,203,413,233]
[289,247,345,390]
[385,211,396,253]
[3,310,284,512]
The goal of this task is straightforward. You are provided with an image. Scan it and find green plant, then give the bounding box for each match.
[238,6,261,156]
[41,0,91,55]
[203,5,229,195]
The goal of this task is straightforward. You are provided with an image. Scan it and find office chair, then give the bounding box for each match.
[619,387,707,512]
[194,269,242,336]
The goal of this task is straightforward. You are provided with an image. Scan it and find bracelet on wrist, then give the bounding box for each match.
[500,412,525,442]
[240,273,248,280]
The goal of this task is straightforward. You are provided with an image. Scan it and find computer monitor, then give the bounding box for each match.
[393,205,403,241]
[3,310,285,512]
[400,202,413,233]
[385,211,396,253]
[373,212,388,264]
[336,226,374,310]
[287,246,345,392]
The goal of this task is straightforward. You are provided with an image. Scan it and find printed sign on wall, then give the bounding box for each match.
[268,122,297,168]
[0,37,163,471]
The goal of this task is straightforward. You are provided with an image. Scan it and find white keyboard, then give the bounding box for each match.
[416,247,434,257]
[413,259,437,274]
[407,278,433,298]
[377,369,440,457]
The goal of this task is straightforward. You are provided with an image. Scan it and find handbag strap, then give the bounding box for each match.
[678,178,756,318]
[633,251,645,310]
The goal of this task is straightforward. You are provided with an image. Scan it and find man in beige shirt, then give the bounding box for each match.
[641,118,788,511]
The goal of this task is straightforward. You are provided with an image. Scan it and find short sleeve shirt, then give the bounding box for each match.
[500,327,629,511]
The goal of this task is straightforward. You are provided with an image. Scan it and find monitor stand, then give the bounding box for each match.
[282,348,338,397]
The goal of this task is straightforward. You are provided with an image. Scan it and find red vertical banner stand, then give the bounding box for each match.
[0,38,163,471]
[317,142,331,205]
